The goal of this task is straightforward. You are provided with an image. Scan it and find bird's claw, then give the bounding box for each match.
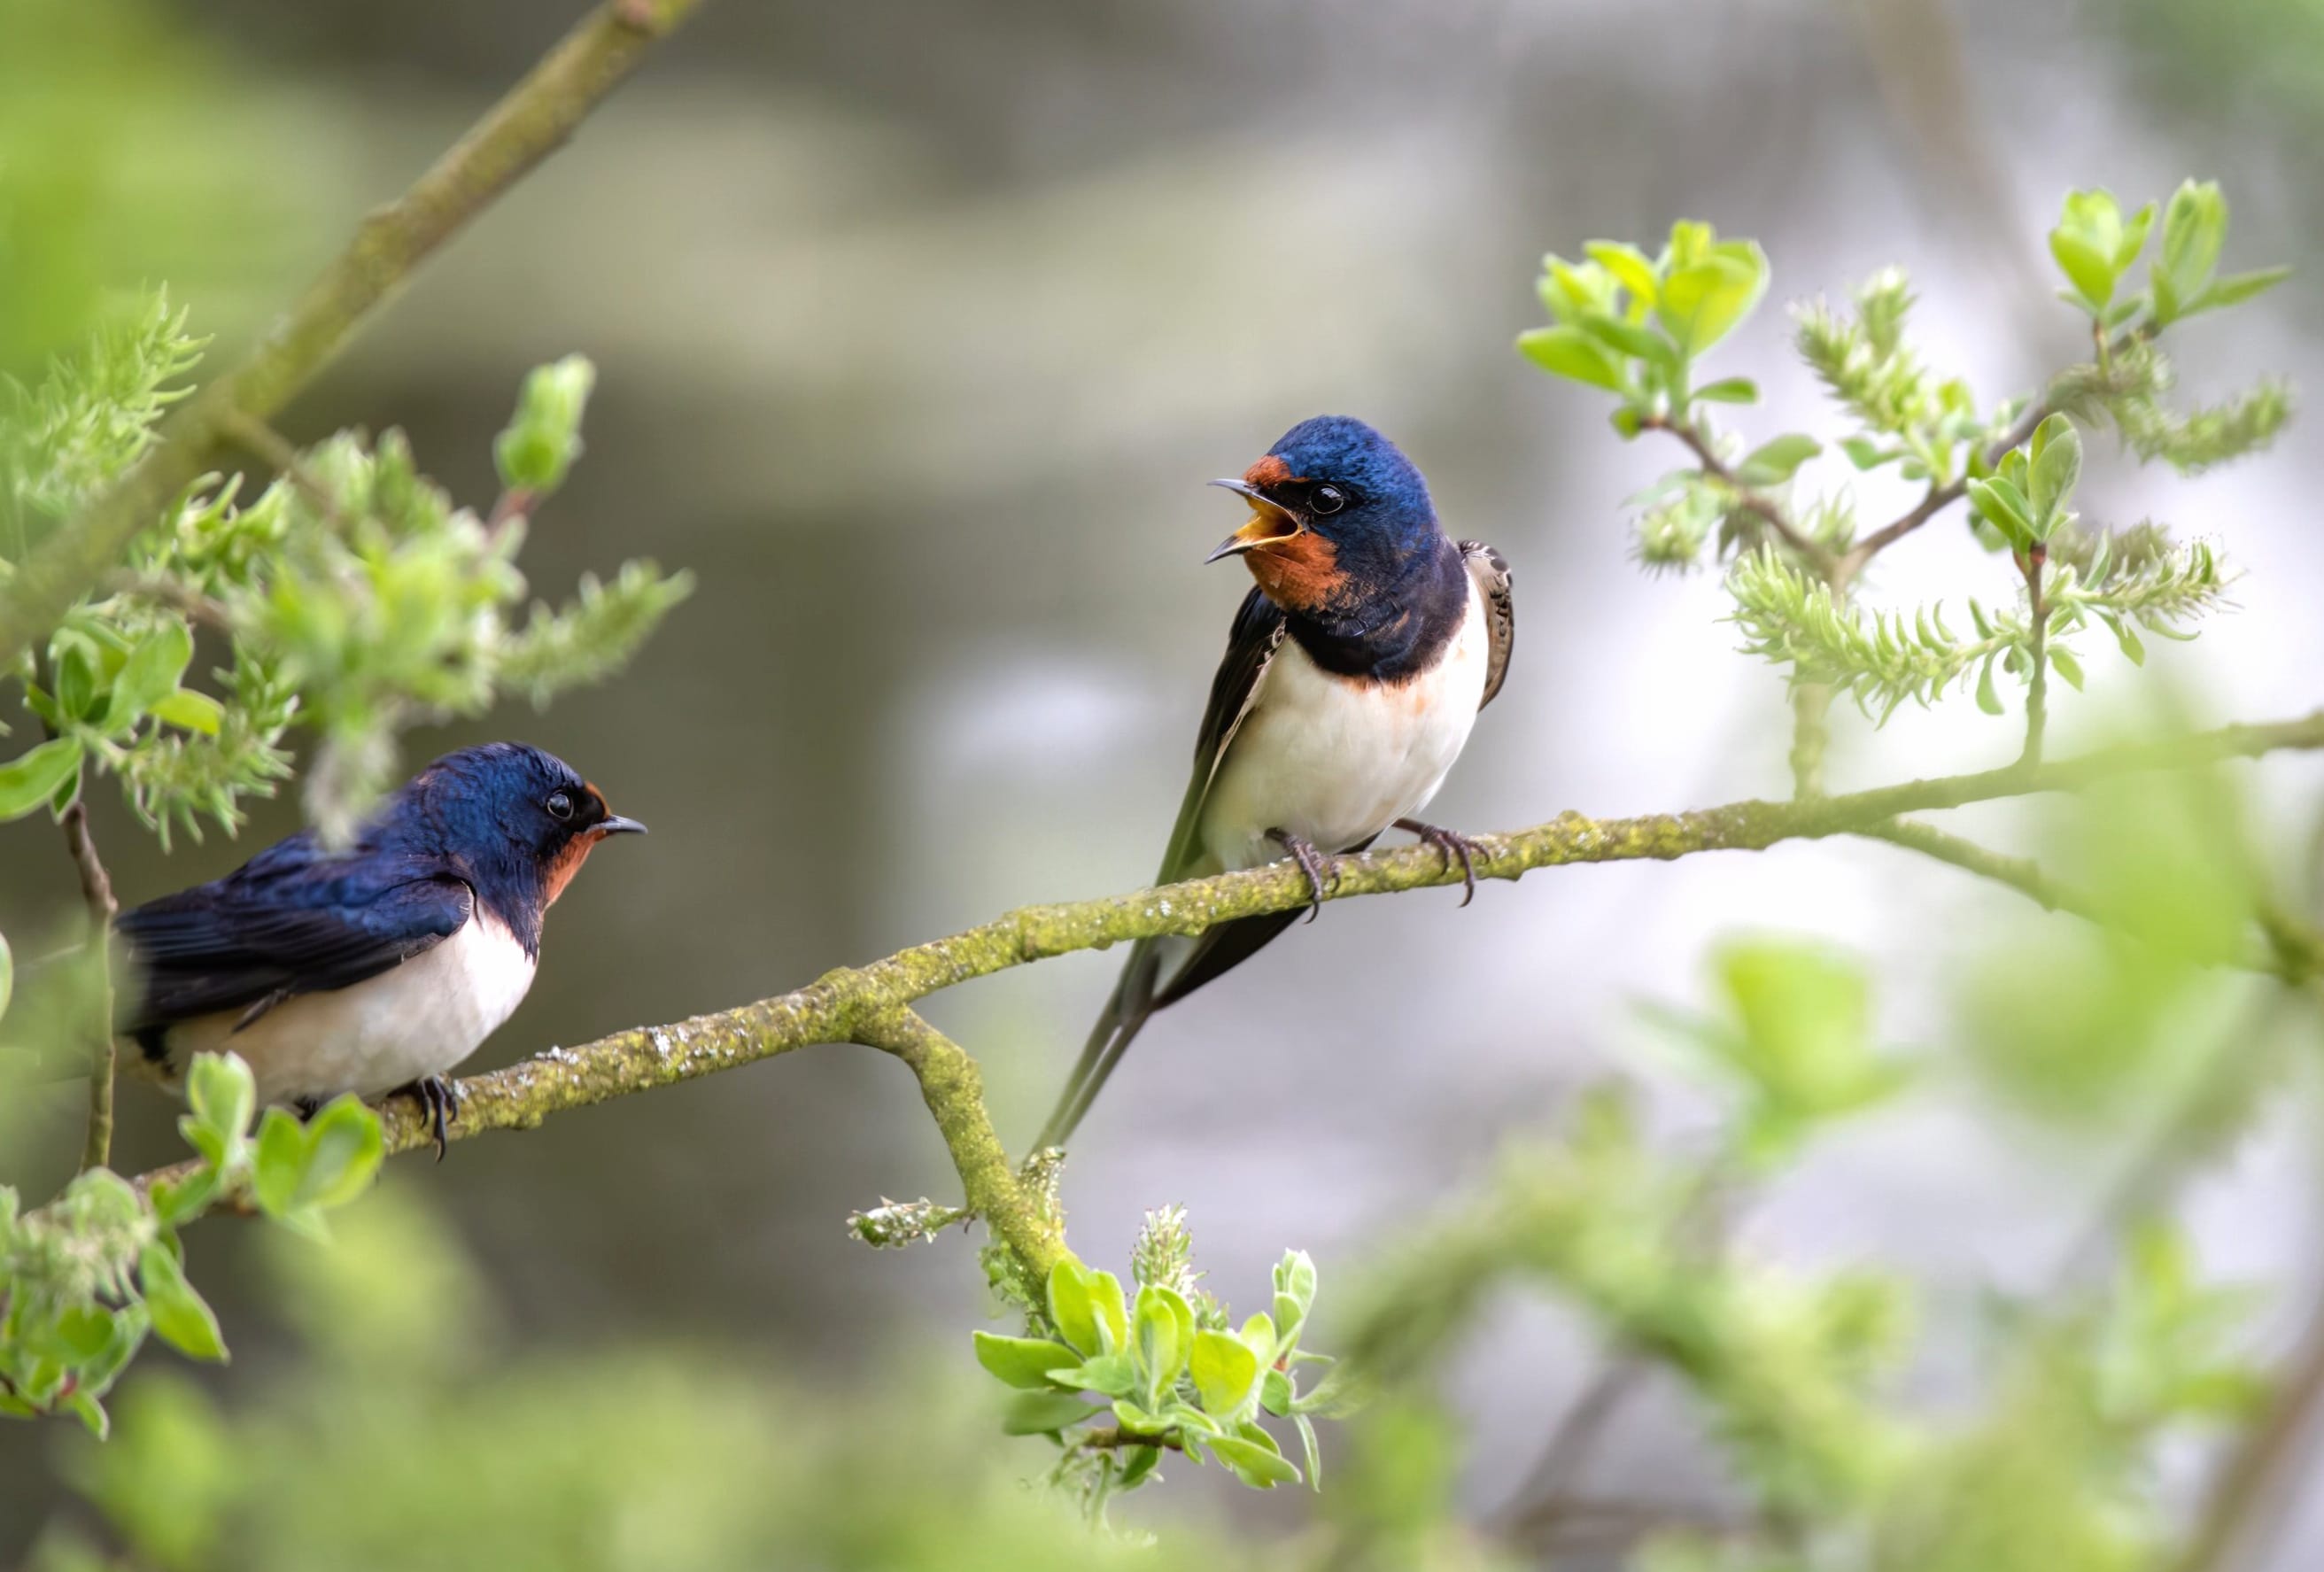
[1268,828,1336,922]
[406,1074,461,1161]
[1396,817,1482,907]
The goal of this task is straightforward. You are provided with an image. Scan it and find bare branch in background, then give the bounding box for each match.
[0,0,706,666]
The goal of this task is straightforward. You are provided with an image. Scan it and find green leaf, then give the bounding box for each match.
[151,689,225,736]
[2153,180,2228,326]
[1050,1352,1138,1398]
[1966,476,2033,547]
[1118,1444,1162,1488]
[1295,1412,1324,1491]
[0,930,12,1026]
[1577,314,1675,368]
[1240,1311,1279,1368]
[1133,1284,1195,1406]
[252,1108,307,1217]
[1516,326,1623,391]
[2026,413,2082,532]
[1736,433,1822,486]
[55,647,98,724]
[103,623,194,732]
[1191,1328,1261,1419]
[2107,613,2147,667]
[64,1392,110,1440]
[973,1330,1081,1390]
[151,1167,221,1227]
[1839,435,1891,470]
[1583,239,1659,307]
[181,1051,256,1171]
[1654,239,1769,356]
[493,354,597,496]
[1262,1367,1294,1416]
[1047,1256,1103,1356]
[2196,266,2290,314]
[1976,656,2005,716]
[1088,1269,1129,1355]
[1203,1434,1301,1490]
[1693,376,1759,405]
[0,738,83,822]
[294,1096,383,1209]
[1272,1249,1317,1348]
[139,1243,227,1362]
[2049,232,2114,311]
[1000,1390,1100,1436]
[2049,646,2086,692]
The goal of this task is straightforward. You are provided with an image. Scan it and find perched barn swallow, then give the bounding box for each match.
[117,742,645,1156]
[1037,415,1513,1148]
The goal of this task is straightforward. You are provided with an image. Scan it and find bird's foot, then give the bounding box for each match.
[1267,828,1337,922]
[399,1074,461,1161]
[1395,817,1482,907]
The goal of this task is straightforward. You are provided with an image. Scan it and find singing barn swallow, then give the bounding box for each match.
[116,741,646,1156]
[1037,415,1513,1148]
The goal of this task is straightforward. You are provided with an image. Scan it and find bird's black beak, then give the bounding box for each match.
[597,815,648,837]
[1205,478,1302,563]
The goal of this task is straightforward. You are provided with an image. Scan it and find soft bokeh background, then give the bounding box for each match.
[8,0,2324,1562]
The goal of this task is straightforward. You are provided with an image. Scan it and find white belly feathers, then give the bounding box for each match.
[159,911,537,1106]
[1198,577,1488,871]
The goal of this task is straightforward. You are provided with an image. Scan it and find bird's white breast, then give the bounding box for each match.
[160,914,537,1106]
[1198,575,1488,871]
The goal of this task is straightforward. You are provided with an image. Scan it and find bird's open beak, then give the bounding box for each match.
[596,815,648,837]
[1204,478,1302,563]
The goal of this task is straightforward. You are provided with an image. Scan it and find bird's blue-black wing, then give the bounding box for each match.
[1037,587,1290,1147]
[116,836,474,1032]
[1155,585,1287,882]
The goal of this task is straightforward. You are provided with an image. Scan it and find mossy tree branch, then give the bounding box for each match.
[114,708,2324,1282]
[0,0,706,666]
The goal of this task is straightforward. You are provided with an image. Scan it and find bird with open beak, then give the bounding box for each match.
[1039,414,1514,1147]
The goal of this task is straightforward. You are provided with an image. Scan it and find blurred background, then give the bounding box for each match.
[8,0,2324,1564]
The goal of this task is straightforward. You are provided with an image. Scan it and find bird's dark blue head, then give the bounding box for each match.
[1205,416,1444,616]
[390,742,645,912]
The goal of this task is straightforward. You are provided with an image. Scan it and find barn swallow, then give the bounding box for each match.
[1037,415,1513,1148]
[116,741,645,1157]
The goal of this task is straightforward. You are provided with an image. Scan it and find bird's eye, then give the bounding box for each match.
[545,790,575,822]
[1311,484,1346,515]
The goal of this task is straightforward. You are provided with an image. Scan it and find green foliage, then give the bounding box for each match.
[35,1188,1239,1572]
[1520,183,2286,744]
[1,1053,382,1437]
[1342,936,2269,1572]
[1646,939,1912,1167]
[1519,221,1772,433]
[0,298,690,843]
[1728,519,2229,721]
[972,1209,1346,1518]
[0,0,331,376]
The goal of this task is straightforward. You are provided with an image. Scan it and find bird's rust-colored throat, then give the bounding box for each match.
[1210,457,1346,612]
[544,786,643,905]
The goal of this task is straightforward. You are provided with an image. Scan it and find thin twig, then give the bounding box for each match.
[0,0,707,666]
[1861,817,2289,974]
[2018,545,2050,767]
[104,574,231,631]
[1841,396,2049,571]
[58,775,120,1171]
[2180,1236,2324,1572]
[1639,414,1840,577]
[1079,1427,1186,1452]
